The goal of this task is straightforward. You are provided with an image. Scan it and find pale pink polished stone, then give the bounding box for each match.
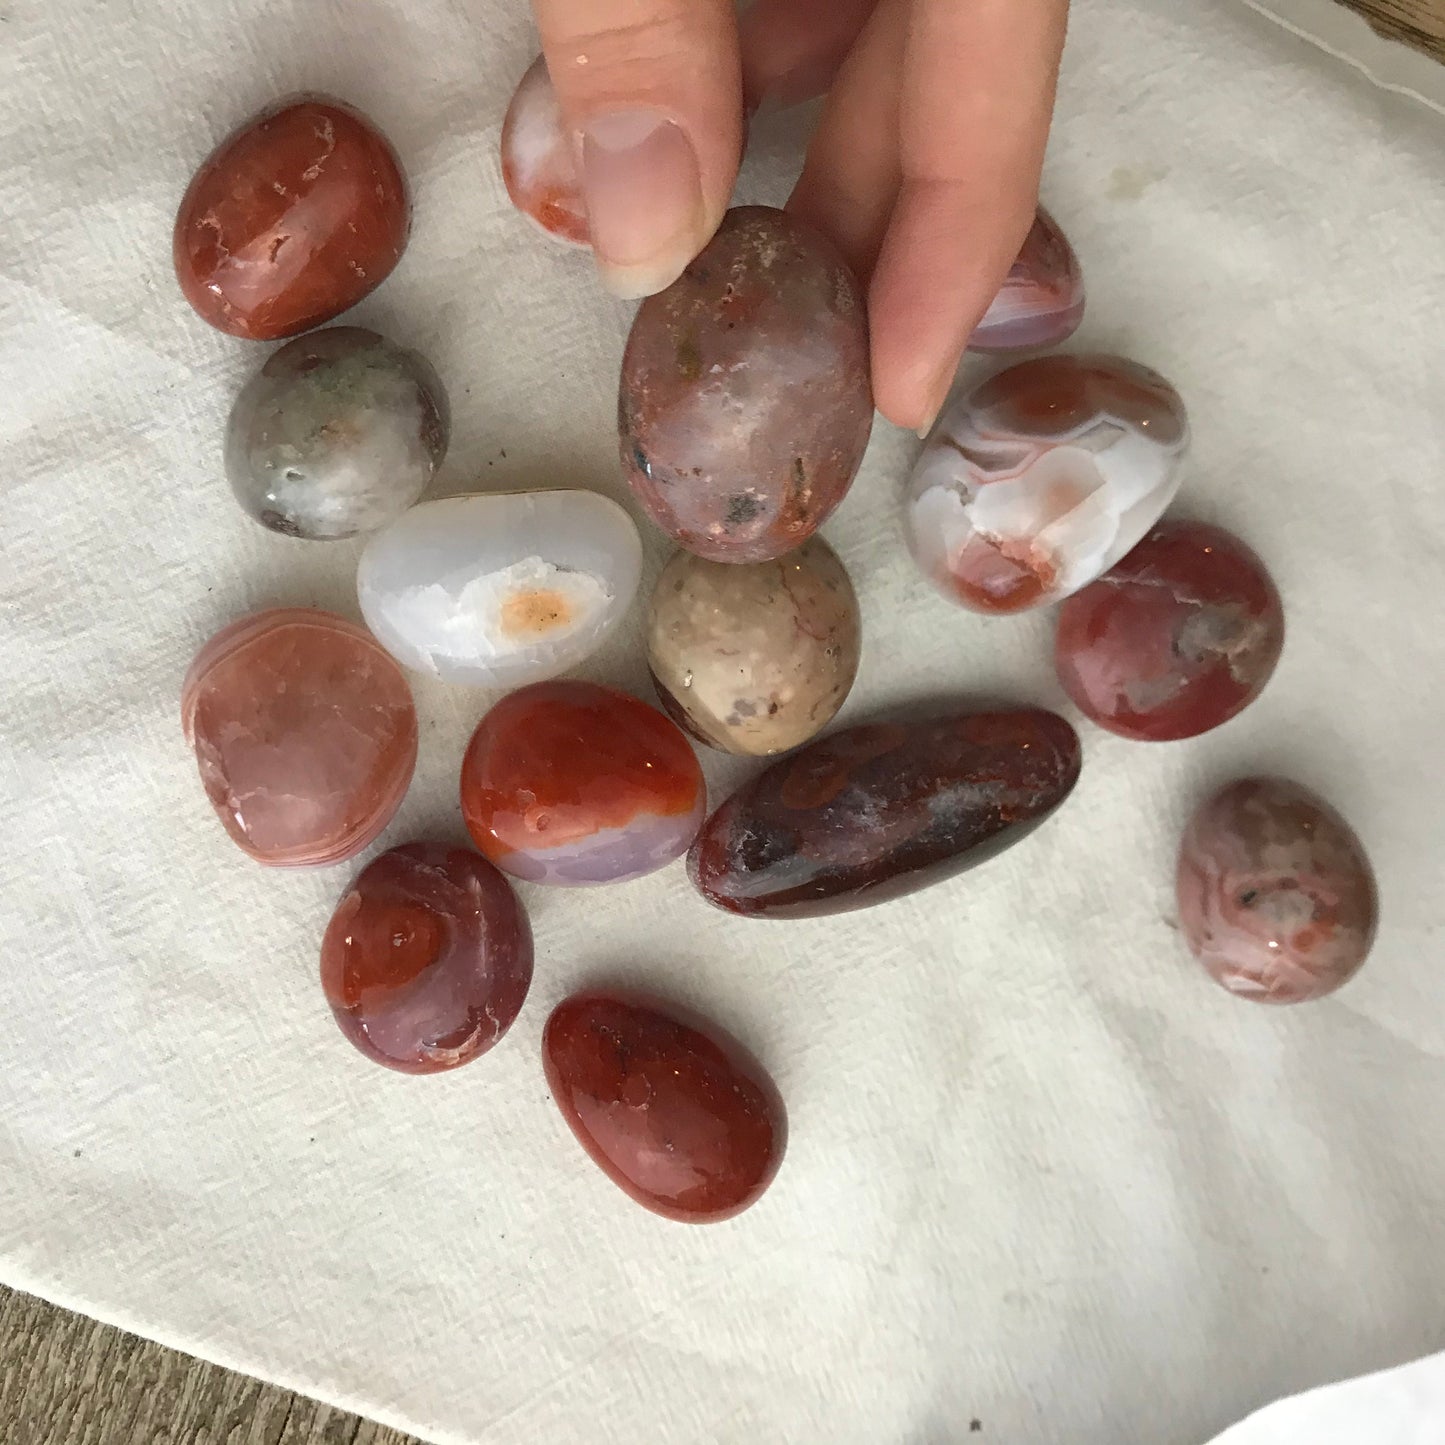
[500,56,588,247]
[182,608,418,866]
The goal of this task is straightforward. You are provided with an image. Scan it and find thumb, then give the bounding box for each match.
[533,0,743,298]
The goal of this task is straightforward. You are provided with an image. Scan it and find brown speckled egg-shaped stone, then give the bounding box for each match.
[647,539,861,755]
[619,206,873,564]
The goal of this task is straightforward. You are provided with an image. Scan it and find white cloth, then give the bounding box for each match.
[1215,1352,1445,1444]
[2,3,1443,1443]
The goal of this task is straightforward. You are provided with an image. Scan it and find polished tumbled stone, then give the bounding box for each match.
[226,327,448,540]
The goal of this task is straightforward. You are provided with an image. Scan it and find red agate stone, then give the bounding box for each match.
[181,608,416,866]
[1055,521,1285,741]
[460,681,706,886]
[543,990,786,1222]
[174,96,409,340]
[321,843,532,1073]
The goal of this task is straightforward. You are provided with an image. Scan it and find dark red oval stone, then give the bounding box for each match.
[619,206,873,564]
[543,991,786,1223]
[689,708,1081,918]
[174,96,409,340]
[320,842,532,1074]
[1055,521,1285,741]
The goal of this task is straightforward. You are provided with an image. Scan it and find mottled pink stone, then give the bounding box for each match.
[182,608,417,866]
[970,208,1086,353]
[1177,778,1377,1004]
[619,207,872,564]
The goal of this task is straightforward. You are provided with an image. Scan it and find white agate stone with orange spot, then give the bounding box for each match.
[357,493,642,686]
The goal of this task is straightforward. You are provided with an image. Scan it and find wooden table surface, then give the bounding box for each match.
[1340,0,1445,57]
[5,3,1442,1442]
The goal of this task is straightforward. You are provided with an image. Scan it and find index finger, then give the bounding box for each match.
[868,0,1068,430]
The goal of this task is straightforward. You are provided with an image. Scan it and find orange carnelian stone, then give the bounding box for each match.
[182,608,416,866]
[460,681,705,886]
[174,96,409,340]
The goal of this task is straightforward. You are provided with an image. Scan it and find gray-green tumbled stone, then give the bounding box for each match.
[225,327,449,541]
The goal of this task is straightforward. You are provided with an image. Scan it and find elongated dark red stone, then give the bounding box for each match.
[543,991,786,1223]
[689,708,1081,918]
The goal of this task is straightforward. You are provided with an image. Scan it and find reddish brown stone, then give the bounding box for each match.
[321,843,532,1073]
[1055,521,1285,741]
[619,206,873,564]
[543,990,786,1222]
[174,96,409,340]
[689,708,1081,918]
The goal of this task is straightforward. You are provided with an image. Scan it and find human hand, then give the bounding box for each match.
[527,0,1069,432]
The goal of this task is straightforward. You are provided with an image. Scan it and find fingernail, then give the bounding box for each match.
[580,110,704,299]
[913,392,946,439]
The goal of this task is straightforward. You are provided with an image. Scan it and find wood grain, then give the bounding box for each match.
[0,1287,421,1445]
[1341,0,1445,61]
[2,6,1441,1443]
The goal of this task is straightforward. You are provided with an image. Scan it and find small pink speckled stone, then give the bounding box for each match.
[1177,778,1378,1004]
[182,608,417,866]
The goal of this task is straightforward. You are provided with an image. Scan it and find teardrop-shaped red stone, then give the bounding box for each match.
[543,991,786,1223]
